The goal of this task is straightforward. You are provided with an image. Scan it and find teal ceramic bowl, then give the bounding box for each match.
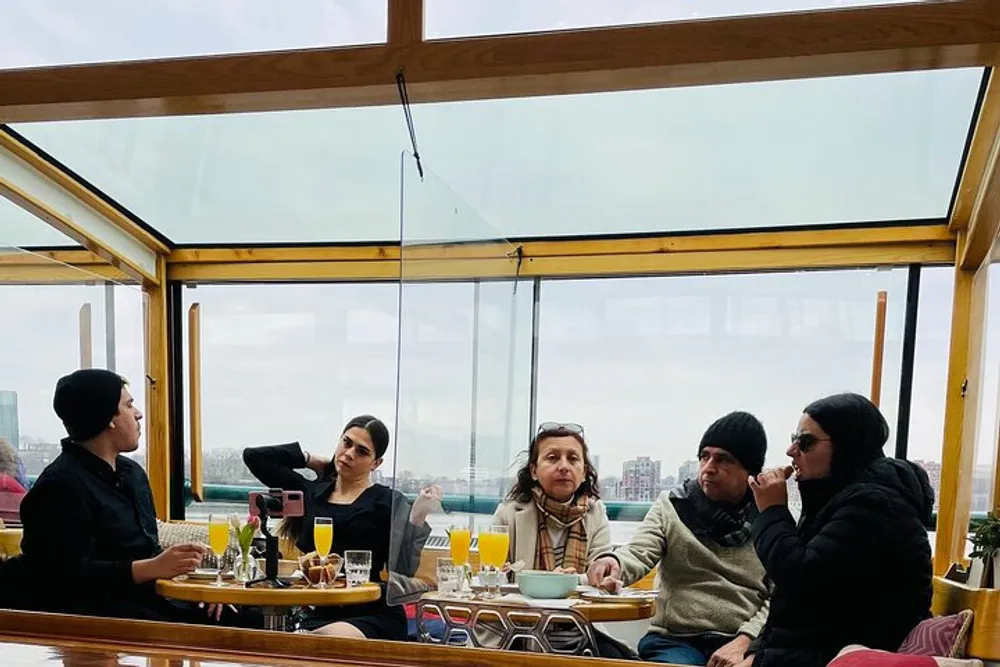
[516,570,579,599]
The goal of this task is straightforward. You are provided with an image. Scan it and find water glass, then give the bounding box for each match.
[436,557,460,596]
[344,550,372,587]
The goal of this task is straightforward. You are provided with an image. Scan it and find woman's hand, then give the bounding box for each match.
[748,466,793,511]
[410,484,443,525]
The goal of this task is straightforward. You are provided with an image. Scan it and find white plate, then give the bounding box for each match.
[577,587,658,603]
[185,569,236,581]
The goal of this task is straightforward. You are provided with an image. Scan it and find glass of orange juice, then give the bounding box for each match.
[478,525,509,598]
[207,515,229,587]
[448,526,471,596]
[313,518,334,588]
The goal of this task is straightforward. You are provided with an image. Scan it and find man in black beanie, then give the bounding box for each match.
[588,411,770,667]
[14,369,243,624]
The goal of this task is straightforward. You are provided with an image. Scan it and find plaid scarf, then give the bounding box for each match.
[669,479,758,547]
[532,486,590,573]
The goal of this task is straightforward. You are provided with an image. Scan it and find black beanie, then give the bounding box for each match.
[698,411,767,475]
[53,369,125,443]
[803,392,888,482]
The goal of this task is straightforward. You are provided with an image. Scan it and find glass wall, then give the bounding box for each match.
[180,262,961,544]
[0,245,146,525]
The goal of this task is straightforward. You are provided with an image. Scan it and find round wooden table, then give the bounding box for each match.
[157,577,381,631]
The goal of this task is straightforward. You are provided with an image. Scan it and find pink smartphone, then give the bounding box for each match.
[249,489,305,518]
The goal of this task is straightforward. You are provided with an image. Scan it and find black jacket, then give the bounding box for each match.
[751,457,934,667]
[16,441,160,616]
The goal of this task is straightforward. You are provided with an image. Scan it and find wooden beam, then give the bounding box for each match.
[0,130,170,254]
[935,233,986,576]
[168,239,954,282]
[167,224,954,265]
[144,256,170,520]
[0,1,998,122]
[951,70,1000,231]
[959,89,1000,269]
[388,0,423,45]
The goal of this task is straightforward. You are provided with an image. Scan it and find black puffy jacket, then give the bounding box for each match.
[751,457,934,667]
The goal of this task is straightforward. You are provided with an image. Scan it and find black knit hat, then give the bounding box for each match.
[803,392,888,482]
[53,369,126,442]
[698,411,767,475]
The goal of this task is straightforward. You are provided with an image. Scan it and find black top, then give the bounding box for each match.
[17,439,161,615]
[242,442,430,580]
[751,457,934,667]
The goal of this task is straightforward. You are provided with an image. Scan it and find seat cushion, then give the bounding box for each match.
[898,610,974,658]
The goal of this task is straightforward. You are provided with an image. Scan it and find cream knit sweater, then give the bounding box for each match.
[609,491,770,639]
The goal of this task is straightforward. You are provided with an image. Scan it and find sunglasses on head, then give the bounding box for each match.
[790,432,830,452]
[537,422,584,436]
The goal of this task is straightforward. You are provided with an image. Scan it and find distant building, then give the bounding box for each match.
[677,460,699,484]
[621,456,662,502]
[0,391,17,451]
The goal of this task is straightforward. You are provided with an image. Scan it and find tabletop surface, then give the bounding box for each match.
[156,577,381,607]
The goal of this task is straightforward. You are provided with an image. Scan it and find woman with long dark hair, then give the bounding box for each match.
[243,415,438,639]
[492,422,609,574]
[747,393,934,667]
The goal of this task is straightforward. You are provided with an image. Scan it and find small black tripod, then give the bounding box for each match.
[246,496,289,589]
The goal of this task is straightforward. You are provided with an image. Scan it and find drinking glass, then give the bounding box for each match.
[436,557,460,596]
[478,525,509,598]
[313,517,334,588]
[207,515,229,587]
[344,550,372,588]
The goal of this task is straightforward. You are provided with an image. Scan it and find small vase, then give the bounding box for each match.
[234,551,256,582]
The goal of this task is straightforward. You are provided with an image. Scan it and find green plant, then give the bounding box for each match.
[969,511,1000,561]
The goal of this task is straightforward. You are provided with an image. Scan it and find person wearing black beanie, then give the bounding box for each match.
[14,369,260,628]
[588,411,770,666]
[748,393,934,667]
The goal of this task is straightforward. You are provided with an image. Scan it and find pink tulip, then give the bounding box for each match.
[248,515,260,529]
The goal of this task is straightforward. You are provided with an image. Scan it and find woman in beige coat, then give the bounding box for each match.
[492,422,610,575]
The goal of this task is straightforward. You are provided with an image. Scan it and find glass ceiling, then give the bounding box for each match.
[10,67,983,246]
[426,0,924,39]
[0,1,385,70]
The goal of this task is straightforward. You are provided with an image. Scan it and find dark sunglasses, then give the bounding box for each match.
[790,432,830,452]
[537,421,584,436]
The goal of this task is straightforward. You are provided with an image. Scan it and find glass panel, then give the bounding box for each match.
[15,68,980,243]
[0,0,386,70]
[0,194,78,247]
[181,282,400,521]
[974,262,1000,513]
[390,153,530,605]
[535,269,908,541]
[907,266,953,517]
[0,244,146,527]
[427,0,922,39]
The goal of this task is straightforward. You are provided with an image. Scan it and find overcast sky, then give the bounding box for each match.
[0,1,996,490]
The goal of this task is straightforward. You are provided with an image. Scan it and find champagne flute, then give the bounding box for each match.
[479,525,509,598]
[313,517,334,588]
[207,514,229,587]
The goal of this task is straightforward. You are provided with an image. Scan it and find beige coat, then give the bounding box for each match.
[491,498,611,570]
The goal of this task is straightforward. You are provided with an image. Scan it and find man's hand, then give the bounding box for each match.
[586,556,622,592]
[201,602,225,622]
[410,484,443,525]
[707,635,751,667]
[748,466,794,512]
[132,543,206,584]
[733,656,754,667]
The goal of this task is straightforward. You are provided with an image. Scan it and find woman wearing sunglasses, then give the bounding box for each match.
[493,422,610,576]
[747,393,934,667]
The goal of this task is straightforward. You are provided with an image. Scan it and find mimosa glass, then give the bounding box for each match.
[207,515,229,587]
[314,517,334,588]
[478,525,509,598]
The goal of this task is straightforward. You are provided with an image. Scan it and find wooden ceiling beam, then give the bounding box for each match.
[0,1,998,122]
